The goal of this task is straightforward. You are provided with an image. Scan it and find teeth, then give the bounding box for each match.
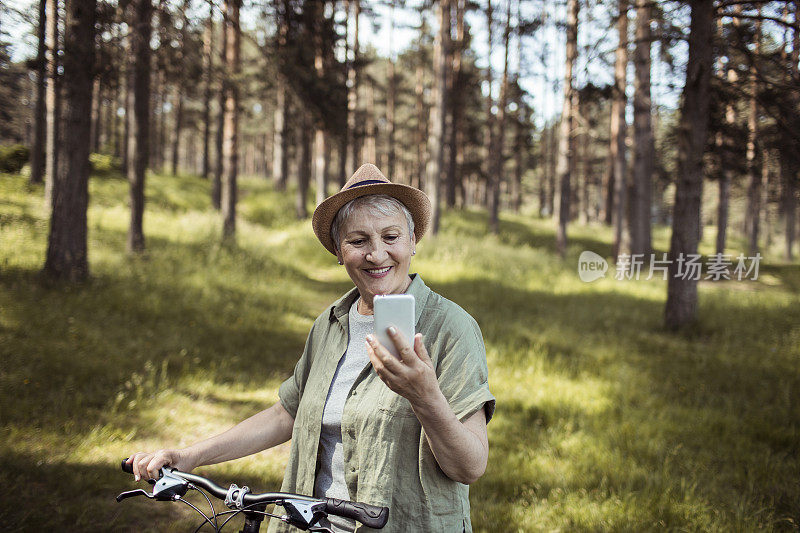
[366,266,391,274]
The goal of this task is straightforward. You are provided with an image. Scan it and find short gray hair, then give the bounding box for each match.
[331,194,415,253]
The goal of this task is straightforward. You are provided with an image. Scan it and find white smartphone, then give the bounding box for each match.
[373,294,415,359]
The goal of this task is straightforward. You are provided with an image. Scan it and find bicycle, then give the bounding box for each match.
[117,459,389,533]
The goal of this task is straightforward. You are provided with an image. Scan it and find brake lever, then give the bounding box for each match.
[116,489,155,502]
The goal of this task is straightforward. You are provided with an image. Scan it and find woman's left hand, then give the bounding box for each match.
[365,329,441,406]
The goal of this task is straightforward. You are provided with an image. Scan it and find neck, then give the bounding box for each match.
[357,275,413,315]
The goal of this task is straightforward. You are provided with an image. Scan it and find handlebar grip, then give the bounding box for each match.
[121,459,134,474]
[325,497,389,529]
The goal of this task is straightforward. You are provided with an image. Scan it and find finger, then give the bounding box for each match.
[387,326,418,364]
[146,453,167,480]
[133,453,150,481]
[365,340,386,376]
[414,334,432,365]
[366,334,405,372]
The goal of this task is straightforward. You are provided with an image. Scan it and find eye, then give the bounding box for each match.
[349,239,366,246]
[384,234,399,242]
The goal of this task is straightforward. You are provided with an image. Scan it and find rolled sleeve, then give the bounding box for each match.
[435,313,496,424]
[278,323,316,420]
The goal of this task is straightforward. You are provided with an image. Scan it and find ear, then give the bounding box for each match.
[335,250,344,265]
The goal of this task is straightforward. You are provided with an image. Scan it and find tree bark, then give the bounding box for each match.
[488,0,511,233]
[612,0,630,258]
[745,16,762,256]
[484,0,495,213]
[43,0,95,281]
[221,0,241,240]
[346,0,360,177]
[44,0,61,208]
[609,0,628,241]
[446,0,465,208]
[273,78,289,190]
[121,19,131,175]
[665,0,713,330]
[414,62,425,191]
[426,0,449,235]
[201,0,213,179]
[555,0,579,257]
[213,5,228,209]
[630,0,654,256]
[126,0,152,254]
[90,78,101,153]
[297,111,311,219]
[30,0,47,185]
[386,3,398,182]
[171,85,183,175]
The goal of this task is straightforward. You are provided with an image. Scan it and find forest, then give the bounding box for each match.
[1,0,799,531]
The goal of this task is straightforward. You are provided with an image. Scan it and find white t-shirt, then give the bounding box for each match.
[314,298,373,533]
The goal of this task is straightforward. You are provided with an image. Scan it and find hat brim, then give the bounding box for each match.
[312,183,432,255]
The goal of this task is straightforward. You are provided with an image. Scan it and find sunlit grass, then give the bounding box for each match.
[1,170,799,531]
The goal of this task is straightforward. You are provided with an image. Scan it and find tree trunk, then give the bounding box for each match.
[221,0,241,240]
[30,0,47,185]
[364,78,376,163]
[44,0,61,208]
[346,0,360,177]
[212,5,227,209]
[414,62,425,191]
[121,25,131,174]
[609,0,628,242]
[201,0,213,179]
[297,111,311,219]
[745,16,761,255]
[126,0,152,253]
[630,0,654,256]
[171,85,183,175]
[665,0,713,330]
[484,0,495,213]
[446,0,465,208]
[488,0,511,233]
[315,129,327,205]
[273,78,289,190]
[43,0,95,281]
[426,0,449,235]
[715,175,729,255]
[782,2,799,260]
[90,78,101,153]
[512,0,524,213]
[555,0,579,257]
[387,57,396,179]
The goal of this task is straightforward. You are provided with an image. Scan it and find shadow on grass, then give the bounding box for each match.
[0,450,285,532]
[431,276,800,528]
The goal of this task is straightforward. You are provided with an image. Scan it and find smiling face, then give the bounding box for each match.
[336,205,416,314]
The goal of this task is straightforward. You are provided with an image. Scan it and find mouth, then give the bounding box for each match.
[363,266,392,278]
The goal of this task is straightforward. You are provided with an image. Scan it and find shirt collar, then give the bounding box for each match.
[328,273,431,327]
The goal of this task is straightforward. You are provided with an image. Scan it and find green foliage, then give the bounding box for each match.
[0,171,798,531]
[89,152,122,177]
[0,144,30,174]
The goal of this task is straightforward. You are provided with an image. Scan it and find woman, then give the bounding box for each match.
[126,164,495,532]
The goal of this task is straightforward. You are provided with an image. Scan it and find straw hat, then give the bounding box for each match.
[312,163,432,255]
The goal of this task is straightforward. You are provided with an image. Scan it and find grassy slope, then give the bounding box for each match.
[1,170,798,532]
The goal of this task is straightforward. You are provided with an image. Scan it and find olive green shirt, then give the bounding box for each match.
[267,274,495,533]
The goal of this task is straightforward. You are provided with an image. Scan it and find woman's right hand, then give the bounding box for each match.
[125,448,197,482]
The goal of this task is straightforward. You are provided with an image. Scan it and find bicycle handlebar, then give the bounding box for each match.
[120,459,389,530]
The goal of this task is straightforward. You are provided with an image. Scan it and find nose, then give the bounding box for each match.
[365,240,388,263]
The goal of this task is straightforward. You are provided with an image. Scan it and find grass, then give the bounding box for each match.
[1,169,799,532]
